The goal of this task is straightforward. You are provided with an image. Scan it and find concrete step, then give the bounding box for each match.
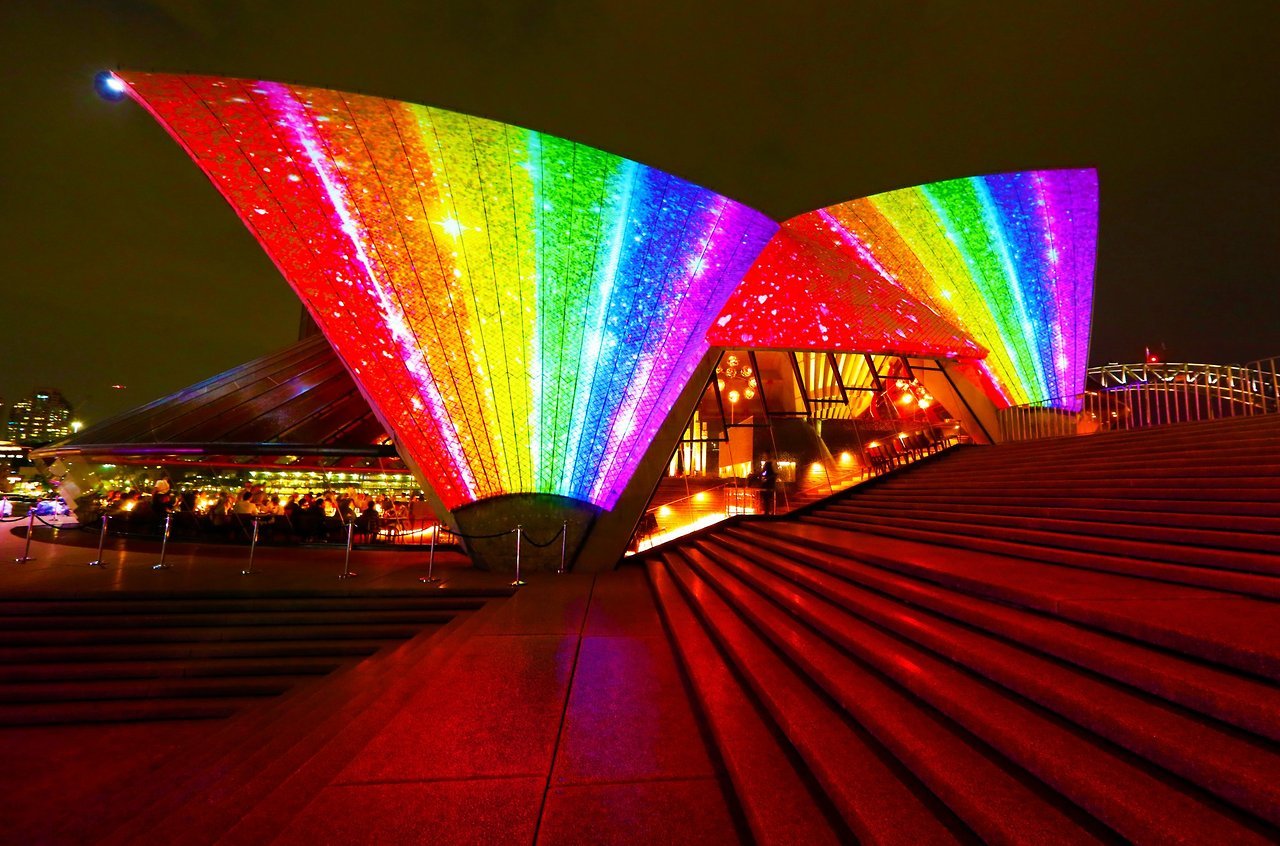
[0,696,265,726]
[801,513,1280,599]
[667,547,1111,844]
[825,498,1280,537]
[0,638,387,665]
[718,527,1280,742]
[0,609,459,630]
[678,545,1274,842]
[823,503,1280,557]
[695,538,1280,825]
[761,522,1280,681]
[0,675,317,704]
[0,622,431,646]
[0,656,342,683]
[648,559,850,846]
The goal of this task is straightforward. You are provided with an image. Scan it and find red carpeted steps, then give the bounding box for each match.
[648,415,1280,843]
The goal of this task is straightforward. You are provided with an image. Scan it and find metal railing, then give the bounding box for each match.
[997,357,1280,442]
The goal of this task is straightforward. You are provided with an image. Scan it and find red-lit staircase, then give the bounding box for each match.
[650,414,1280,844]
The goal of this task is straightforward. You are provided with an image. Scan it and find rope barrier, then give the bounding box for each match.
[33,513,91,531]
[522,524,566,548]
[441,527,520,541]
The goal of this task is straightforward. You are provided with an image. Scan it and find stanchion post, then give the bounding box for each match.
[511,525,525,587]
[556,520,568,574]
[241,515,260,576]
[88,513,109,566]
[15,508,37,563]
[152,512,173,570]
[419,524,441,583]
[338,519,357,579]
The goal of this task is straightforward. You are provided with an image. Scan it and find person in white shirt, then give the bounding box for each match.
[232,491,259,515]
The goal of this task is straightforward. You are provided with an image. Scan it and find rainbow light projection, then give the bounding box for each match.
[784,170,1098,406]
[709,228,986,360]
[115,72,777,510]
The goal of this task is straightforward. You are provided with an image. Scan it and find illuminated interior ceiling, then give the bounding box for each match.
[784,170,1098,407]
[708,229,986,359]
[795,352,893,419]
[114,72,778,510]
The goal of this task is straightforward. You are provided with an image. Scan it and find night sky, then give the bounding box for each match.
[2,0,1276,424]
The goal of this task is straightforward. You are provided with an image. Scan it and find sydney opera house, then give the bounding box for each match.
[6,72,1278,844]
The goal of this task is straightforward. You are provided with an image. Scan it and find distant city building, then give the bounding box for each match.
[6,388,73,444]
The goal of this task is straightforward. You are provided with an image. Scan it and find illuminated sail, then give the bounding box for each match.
[114,72,777,510]
[784,169,1098,406]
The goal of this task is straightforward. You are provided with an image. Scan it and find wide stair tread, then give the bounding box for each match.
[677,544,1275,842]
[0,655,342,682]
[0,638,387,664]
[821,503,1280,560]
[695,536,1280,827]
[761,521,1280,681]
[799,512,1280,600]
[719,527,1280,742]
[0,674,320,704]
[827,498,1280,536]
[648,560,850,846]
[0,609,461,630]
[846,490,1280,518]
[0,696,265,726]
[663,552,1010,844]
[0,621,433,645]
[92,603,492,846]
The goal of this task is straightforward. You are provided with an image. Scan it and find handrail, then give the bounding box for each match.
[997,357,1280,442]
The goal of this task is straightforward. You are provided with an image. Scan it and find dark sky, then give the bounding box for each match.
[2,0,1277,423]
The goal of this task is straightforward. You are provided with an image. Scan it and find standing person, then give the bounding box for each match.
[759,460,777,515]
[152,480,175,529]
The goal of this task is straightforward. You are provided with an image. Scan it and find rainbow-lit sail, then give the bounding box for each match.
[115,72,777,509]
[784,170,1098,406]
[708,228,986,359]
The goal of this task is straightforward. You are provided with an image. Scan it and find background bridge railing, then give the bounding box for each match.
[997,357,1280,442]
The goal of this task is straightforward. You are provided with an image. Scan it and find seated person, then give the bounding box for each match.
[232,491,259,515]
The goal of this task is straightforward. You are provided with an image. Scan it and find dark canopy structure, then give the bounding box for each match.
[34,335,402,474]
